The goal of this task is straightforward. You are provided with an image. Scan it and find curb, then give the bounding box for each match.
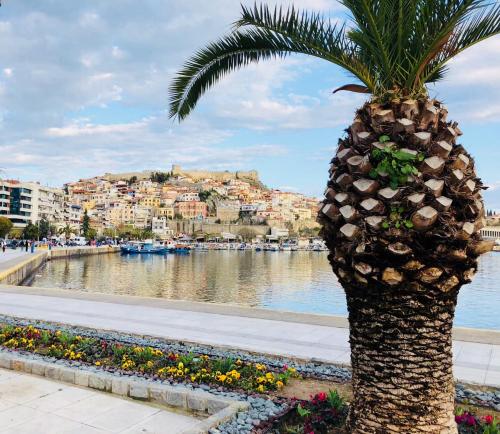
[0,349,249,434]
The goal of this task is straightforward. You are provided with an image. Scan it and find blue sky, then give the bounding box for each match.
[0,0,499,207]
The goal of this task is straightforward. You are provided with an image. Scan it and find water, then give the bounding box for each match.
[27,251,500,330]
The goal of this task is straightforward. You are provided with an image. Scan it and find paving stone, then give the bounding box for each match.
[59,367,75,384]
[74,370,90,387]
[111,378,129,396]
[11,359,25,372]
[149,387,167,404]
[187,394,207,412]
[44,365,60,380]
[166,389,187,408]
[0,357,12,369]
[31,362,46,376]
[207,398,228,415]
[129,383,149,400]
[88,374,106,391]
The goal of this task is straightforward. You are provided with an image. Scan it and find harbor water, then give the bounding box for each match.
[26,250,500,330]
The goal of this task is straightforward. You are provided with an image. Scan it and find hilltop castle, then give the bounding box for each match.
[170,165,259,183]
[102,165,259,183]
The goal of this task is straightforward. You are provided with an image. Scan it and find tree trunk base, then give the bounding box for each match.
[344,282,459,434]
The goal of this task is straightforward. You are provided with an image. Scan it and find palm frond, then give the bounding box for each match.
[234,4,375,88]
[170,4,376,120]
[169,1,500,120]
[421,2,500,84]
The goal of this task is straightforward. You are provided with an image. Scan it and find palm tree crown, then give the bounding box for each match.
[169,0,500,120]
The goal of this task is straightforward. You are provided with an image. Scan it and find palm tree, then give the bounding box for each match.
[58,224,76,240]
[169,2,500,432]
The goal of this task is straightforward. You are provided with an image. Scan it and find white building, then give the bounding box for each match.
[25,183,65,226]
[151,217,174,239]
[64,202,83,231]
[133,206,152,229]
[0,180,34,228]
[177,192,200,202]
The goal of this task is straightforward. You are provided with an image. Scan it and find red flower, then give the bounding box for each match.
[484,415,494,425]
[465,415,477,426]
[316,392,327,402]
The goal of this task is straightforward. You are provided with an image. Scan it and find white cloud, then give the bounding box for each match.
[0,0,498,197]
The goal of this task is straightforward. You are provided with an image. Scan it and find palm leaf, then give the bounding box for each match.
[169,1,500,120]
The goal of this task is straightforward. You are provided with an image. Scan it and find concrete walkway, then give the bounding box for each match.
[0,368,200,434]
[0,250,30,269]
[0,288,498,388]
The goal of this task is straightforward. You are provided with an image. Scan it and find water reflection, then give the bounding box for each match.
[28,251,500,330]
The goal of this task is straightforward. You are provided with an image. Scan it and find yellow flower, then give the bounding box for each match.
[256,376,266,384]
[236,359,242,365]
[229,370,241,380]
[257,385,265,393]
[95,361,101,366]
[146,361,154,369]
[178,362,184,370]
[276,380,284,389]
[255,363,266,371]
[217,374,227,383]
[265,372,274,380]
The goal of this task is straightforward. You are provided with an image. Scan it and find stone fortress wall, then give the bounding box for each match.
[103,165,259,183]
[170,165,259,183]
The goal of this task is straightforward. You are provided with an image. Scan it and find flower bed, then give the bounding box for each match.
[259,394,500,434]
[2,320,500,434]
[0,323,298,394]
[455,408,500,434]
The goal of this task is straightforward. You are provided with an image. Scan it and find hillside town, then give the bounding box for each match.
[0,165,321,241]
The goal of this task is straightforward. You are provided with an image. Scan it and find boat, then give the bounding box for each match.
[264,243,280,251]
[280,242,292,251]
[120,241,168,254]
[174,244,191,254]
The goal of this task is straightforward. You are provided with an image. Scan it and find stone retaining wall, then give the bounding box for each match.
[0,253,48,286]
[0,246,119,286]
[48,245,120,260]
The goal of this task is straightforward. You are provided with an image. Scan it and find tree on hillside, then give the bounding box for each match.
[238,227,257,242]
[199,189,227,215]
[81,210,90,238]
[168,2,500,432]
[150,172,171,183]
[0,216,13,238]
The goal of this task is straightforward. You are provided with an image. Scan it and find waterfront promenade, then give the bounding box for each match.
[0,284,499,388]
[0,249,499,388]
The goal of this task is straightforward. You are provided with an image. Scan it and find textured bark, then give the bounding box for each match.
[318,98,489,433]
[346,282,458,434]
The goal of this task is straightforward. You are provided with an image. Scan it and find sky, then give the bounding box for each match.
[0,0,499,206]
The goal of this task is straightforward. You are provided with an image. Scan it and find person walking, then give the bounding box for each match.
[25,240,29,252]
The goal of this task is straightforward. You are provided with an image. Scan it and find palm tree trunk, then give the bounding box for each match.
[317,98,492,433]
[345,281,458,433]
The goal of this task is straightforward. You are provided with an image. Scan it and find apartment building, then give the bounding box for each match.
[174,201,207,219]
[0,180,34,228]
